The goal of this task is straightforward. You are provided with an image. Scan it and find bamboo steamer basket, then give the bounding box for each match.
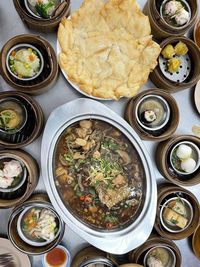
[150,36,200,92]
[192,223,200,260]
[154,183,200,240]
[7,193,65,255]
[143,0,198,40]
[13,0,71,32]
[124,89,179,141]
[193,17,200,49]
[156,135,200,186]
[128,234,182,267]
[71,246,118,267]
[0,34,58,95]
[0,149,39,208]
[0,91,44,149]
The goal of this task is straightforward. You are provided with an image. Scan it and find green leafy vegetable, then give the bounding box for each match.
[104,215,119,223]
[35,1,56,19]
[63,153,74,163]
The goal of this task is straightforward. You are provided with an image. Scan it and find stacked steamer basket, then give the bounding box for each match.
[0,0,68,260]
[150,36,200,92]
[0,91,44,148]
[143,0,198,40]
[8,193,65,255]
[0,149,39,209]
[13,0,70,32]
[156,135,200,186]
[0,91,43,209]
[71,246,118,267]
[154,184,200,241]
[0,34,58,95]
[128,234,182,267]
[124,88,179,141]
[125,0,200,265]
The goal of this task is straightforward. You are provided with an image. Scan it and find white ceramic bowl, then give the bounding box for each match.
[24,0,62,19]
[143,245,176,267]
[42,245,71,267]
[170,141,200,175]
[17,204,61,247]
[160,196,193,233]
[0,97,28,135]
[0,156,27,193]
[160,0,191,29]
[6,43,44,81]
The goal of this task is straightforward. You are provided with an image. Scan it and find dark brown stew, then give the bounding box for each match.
[54,120,145,230]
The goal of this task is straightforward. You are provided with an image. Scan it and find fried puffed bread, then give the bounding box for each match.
[58,0,161,99]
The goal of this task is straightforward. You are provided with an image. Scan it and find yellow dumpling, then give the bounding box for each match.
[161,44,175,59]
[167,58,181,73]
[174,41,188,56]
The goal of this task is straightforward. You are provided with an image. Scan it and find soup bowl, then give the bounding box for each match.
[41,98,157,254]
[0,155,27,193]
[17,203,61,247]
[0,97,27,135]
[135,94,170,132]
[143,245,176,267]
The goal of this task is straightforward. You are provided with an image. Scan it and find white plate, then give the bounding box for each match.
[0,238,31,267]
[57,40,112,101]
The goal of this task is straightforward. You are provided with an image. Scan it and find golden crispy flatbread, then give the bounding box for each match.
[58,0,161,100]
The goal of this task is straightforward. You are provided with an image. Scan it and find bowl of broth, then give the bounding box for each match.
[143,245,176,267]
[135,95,170,132]
[0,97,27,134]
[17,204,61,247]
